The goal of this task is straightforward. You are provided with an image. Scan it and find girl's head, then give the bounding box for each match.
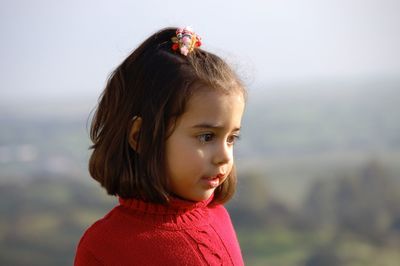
[89,27,246,204]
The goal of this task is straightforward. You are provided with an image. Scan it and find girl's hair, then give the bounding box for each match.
[89,27,246,204]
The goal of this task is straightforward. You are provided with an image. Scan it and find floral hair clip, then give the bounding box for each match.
[171,26,202,56]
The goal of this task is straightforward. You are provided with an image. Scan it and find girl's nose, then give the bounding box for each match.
[213,142,232,165]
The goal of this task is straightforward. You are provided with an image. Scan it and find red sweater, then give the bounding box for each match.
[74,195,244,265]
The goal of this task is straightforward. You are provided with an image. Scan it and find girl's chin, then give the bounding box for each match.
[172,189,215,202]
[191,190,215,202]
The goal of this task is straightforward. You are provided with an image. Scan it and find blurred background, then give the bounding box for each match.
[1,0,400,265]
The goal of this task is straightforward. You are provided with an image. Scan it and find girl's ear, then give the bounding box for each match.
[128,116,142,152]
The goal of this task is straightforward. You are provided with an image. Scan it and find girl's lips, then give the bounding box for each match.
[201,174,225,188]
[202,173,224,180]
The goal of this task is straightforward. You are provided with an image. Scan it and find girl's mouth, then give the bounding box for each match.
[201,174,224,188]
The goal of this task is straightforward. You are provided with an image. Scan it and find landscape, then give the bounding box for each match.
[1,77,399,265]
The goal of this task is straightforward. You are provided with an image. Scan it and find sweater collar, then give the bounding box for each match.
[118,194,215,229]
[118,194,214,215]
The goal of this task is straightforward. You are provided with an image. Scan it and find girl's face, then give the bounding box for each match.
[165,87,245,202]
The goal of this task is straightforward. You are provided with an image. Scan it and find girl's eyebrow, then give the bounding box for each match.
[191,123,241,131]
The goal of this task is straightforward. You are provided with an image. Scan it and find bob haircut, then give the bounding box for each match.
[89,27,246,204]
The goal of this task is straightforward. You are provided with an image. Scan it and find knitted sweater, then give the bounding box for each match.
[74,195,244,266]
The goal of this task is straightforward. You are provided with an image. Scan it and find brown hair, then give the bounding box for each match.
[89,27,246,204]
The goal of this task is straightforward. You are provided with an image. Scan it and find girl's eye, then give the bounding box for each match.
[227,134,240,145]
[198,133,214,143]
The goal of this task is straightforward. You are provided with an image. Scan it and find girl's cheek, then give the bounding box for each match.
[196,148,206,158]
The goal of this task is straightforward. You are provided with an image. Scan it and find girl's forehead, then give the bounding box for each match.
[187,88,244,108]
[181,88,245,124]
[189,84,245,101]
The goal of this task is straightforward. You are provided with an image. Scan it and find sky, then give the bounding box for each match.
[1,0,400,104]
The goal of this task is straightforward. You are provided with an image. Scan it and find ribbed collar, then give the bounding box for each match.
[118,194,215,229]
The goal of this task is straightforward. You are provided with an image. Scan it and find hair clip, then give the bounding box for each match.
[171,26,202,56]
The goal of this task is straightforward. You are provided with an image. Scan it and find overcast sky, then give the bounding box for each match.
[1,0,399,104]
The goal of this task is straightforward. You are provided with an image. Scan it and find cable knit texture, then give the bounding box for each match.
[74,195,244,265]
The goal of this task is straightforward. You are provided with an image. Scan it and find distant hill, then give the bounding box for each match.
[239,77,400,158]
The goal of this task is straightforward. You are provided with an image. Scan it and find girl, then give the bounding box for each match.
[75,26,246,266]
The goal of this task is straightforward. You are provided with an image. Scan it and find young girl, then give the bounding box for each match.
[75,26,246,266]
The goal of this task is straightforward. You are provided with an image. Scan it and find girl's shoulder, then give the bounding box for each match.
[77,206,121,245]
[209,203,231,218]
[74,206,123,265]
[209,203,235,226]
